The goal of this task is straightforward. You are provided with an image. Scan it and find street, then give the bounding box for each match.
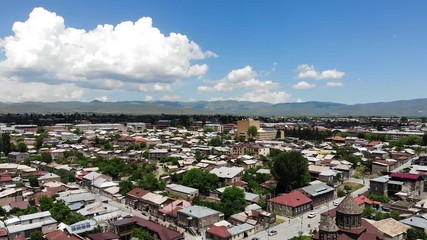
[244,178,370,240]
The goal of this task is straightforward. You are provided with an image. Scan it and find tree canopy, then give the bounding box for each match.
[0,133,11,155]
[138,173,166,191]
[40,152,53,163]
[49,199,86,225]
[247,126,258,138]
[407,228,427,240]
[30,231,44,240]
[180,168,219,195]
[132,227,150,240]
[220,186,246,218]
[119,180,134,195]
[271,151,310,194]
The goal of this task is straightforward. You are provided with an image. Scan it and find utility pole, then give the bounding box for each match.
[299,215,303,236]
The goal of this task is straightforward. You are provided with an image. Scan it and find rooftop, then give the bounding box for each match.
[210,167,243,179]
[178,205,220,218]
[269,191,312,207]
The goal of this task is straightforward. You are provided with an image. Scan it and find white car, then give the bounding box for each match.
[268,230,278,236]
[333,201,340,206]
[308,212,316,218]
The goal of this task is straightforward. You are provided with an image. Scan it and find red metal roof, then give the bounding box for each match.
[207,226,231,238]
[134,217,184,240]
[127,188,150,199]
[0,176,12,182]
[45,230,83,240]
[390,172,422,180]
[87,232,119,240]
[269,191,312,207]
[354,196,380,206]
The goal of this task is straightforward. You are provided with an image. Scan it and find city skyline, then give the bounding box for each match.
[0,0,426,104]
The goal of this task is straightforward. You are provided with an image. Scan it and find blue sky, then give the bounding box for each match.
[0,0,426,104]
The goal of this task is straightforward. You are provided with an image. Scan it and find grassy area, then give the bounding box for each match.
[339,182,364,193]
[276,219,285,224]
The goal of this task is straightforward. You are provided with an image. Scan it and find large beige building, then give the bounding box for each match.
[235,118,260,140]
[235,118,276,140]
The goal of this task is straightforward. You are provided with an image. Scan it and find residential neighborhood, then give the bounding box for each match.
[0,116,427,240]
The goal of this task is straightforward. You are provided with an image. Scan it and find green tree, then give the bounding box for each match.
[39,195,54,211]
[103,142,113,150]
[195,150,203,162]
[16,142,28,152]
[400,116,408,123]
[30,231,44,240]
[181,168,219,194]
[271,151,311,193]
[119,180,134,195]
[40,152,53,163]
[220,186,246,218]
[374,211,390,221]
[28,175,39,187]
[289,236,312,240]
[1,133,12,155]
[0,206,6,217]
[49,200,86,225]
[35,135,44,149]
[209,137,222,147]
[132,227,150,240]
[407,228,427,240]
[390,211,401,220]
[363,207,375,218]
[247,126,258,139]
[139,173,165,191]
[344,155,362,168]
[368,194,391,203]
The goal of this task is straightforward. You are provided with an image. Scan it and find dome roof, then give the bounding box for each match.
[336,194,363,215]
[319,215,339,232]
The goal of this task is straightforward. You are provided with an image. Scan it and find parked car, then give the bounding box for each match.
[333,201,340,206]
[268,230,278,236]
[251,238,260,240]
[308,212,316,218]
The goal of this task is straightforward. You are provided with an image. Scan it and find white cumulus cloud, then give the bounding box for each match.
[236,90,291,103]
[326,81,344,87]
[293,81,316,90]
[160,95,181,101]
[95,96,109,102]
[197,66,278,92]
[209,90,291,104]
[0,77,84,102]
[0,7,214,92]
[296,64,345,80]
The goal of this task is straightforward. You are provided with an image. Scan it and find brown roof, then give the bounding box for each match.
[112,217,136,227]
[336,194,363,215]
[0,176,13,182]
[45,230,83,240]
[134,217,184,240]
[207,226,231,238]
[127,188,150,199]
[9,201,29,210]
[87,232,119,240]
[269,191,312,207]
[33,191,56,205]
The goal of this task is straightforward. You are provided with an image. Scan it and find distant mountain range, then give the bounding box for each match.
[0,98,427,116]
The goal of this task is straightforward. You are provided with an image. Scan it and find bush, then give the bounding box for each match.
[368,194,391,203]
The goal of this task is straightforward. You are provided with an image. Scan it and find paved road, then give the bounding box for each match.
[244,178,370,240]
[391,158,413,173]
